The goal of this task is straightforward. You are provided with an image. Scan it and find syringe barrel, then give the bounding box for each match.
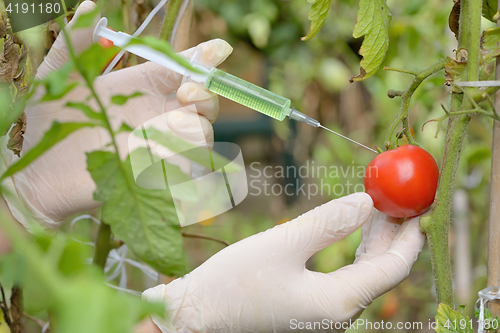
[204,68,291,121]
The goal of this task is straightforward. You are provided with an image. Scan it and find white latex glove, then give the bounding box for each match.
[0,1,233,228]
[142,192,426,332]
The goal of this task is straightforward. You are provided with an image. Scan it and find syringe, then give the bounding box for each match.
[93,18,377,153]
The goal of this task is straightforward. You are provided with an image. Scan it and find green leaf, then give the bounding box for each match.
[350,0,392,82]
[87,151,186,276]
[71,5,100,29]
[66,102,105,123]
[40,62,78,101]
[1,122,97,180]
[301,0,332,41]
[435,303,474,333]
[139,127,241,173]
[474,306,500,330]
[467,146,491,165]
[111,92,143,105]
[482,28,500,63]
[0,83,24,136]
[53,271,164,333]
[77,44,121,82]
[483,0,497,22]
[127,36,203,74]
[116,122,134,134]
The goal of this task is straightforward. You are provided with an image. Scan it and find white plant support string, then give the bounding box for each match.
[455,81,500,87]
[69,214,158,297]
[169,0,190,46]
[69,214,100,246]
[475,286,500,333]
[102,0,169,74]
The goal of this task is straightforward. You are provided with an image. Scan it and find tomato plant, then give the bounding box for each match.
[364,145,439,218]
[1,0,500,330]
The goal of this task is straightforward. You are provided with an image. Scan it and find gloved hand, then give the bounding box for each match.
[142,192,426,332]
[1,1,232,228]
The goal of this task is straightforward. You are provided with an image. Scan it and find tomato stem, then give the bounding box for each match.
[384,58,447,148]
[92,221,113,269]
[421,0,483,308]
[159,0,184,43]
[421,94,466,308]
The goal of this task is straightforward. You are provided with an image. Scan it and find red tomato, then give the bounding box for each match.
[98,36,115,49]
[364,145,439,218]
[98,27,117,49]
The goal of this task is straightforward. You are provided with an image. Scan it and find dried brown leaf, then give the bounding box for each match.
[448,2,460,40]
[349,67,366,83]
[0,37,22,83]
[7,112,26,157]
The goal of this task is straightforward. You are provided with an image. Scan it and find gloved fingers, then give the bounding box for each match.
[259,192,373,263]
[177,82,219,123]
[354,209,402,262]
[166,109,214,147]
[329,216,425,309]
[180,38,233,67]
[36,0,99,79]
[136,39,233,96]
[380,215,425,276]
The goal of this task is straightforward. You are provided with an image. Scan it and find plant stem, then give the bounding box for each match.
[421,0,482,307]
[121,0,131,33]
[23,312,47,328]
[0,283,12,328]
[159,0,183,42]
[477,86,500,100]
[384,58,447,146]
[421,95,466,307]
[383,67,418,76]
[465,0,482,83]
[57,18,153,270]
[57,17,130,270]
[457,0,470,50]
[92,221,112,269]
[181,232,230,247]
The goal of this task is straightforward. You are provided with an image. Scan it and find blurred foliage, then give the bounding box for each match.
[435,303,474,333]
[0,205,164,333]
[192,0,497,329]
[0,0,498,331]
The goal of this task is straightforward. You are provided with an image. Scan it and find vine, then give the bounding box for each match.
[384,58,448,147]
[383,0,485,308]
[419,0,483,307]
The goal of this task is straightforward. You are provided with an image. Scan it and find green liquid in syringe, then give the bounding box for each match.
[205,68,292,121]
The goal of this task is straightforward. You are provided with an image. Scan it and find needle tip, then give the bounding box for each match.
[319,125,378,154]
